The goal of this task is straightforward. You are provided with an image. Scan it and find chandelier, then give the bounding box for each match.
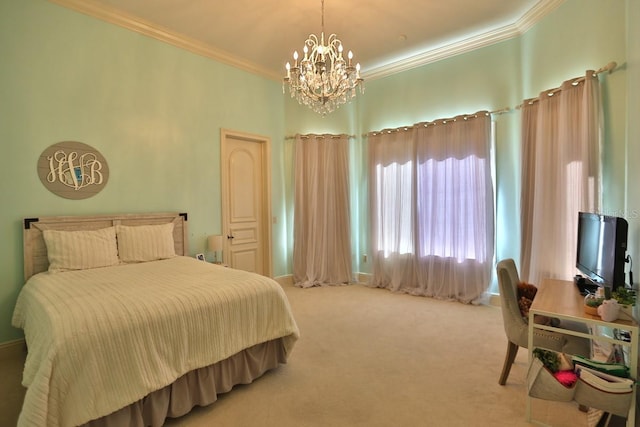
[283,0,364,116]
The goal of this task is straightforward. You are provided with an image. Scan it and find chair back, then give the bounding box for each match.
[497,258,528,347]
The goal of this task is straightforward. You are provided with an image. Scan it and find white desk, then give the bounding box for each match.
[527,278,638,426]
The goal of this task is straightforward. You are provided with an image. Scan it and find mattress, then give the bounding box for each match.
[12,256,299,427]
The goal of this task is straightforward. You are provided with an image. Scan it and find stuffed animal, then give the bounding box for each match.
[518,281,538,300]
[516,281,559,326]
[517,282,538,317]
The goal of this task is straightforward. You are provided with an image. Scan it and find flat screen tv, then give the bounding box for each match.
[576,211,628,291]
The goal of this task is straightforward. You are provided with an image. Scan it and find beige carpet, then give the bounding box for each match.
[164,281,589,427]
[2,281,606,426]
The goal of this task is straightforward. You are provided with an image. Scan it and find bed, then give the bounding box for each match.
[12,212,299,427]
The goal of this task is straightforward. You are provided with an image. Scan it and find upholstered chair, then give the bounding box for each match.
[497,258,591,385]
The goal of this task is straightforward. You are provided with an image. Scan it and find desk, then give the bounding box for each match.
[527,278,638,426]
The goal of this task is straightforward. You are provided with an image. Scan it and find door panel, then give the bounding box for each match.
[221,129,272,276]
[230,248,259,273]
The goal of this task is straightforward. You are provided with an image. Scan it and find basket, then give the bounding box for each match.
[527,357,576,402]
[574,376,633,417]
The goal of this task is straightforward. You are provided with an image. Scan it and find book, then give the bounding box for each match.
[572,354,629,378]
[576,365,633,393]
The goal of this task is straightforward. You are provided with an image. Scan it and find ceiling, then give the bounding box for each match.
[50,0,563,81]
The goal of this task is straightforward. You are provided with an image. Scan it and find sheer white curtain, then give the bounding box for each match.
[520,72,602,284]
[369,113,494,303]
[293,134,353,287]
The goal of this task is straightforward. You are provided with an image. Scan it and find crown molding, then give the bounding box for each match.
[364,0,565,81]
[363,24,521,81]
[47,0,282,81]
[516,0,565,34]
[48,0,564,83]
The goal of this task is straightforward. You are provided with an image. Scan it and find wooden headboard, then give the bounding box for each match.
[23,212,189,281]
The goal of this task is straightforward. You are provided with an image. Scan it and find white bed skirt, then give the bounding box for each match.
[83,338,287,427]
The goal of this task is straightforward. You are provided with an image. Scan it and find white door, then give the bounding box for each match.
[220,129,272,277]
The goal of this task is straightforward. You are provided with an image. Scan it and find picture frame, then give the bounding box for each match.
[195,253,205,261]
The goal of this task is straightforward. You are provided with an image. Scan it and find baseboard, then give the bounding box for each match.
[489,293,501,307]
[0,339,26,362]
[273,275,293,287]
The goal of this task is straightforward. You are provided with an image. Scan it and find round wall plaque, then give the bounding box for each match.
[37,141,109,200]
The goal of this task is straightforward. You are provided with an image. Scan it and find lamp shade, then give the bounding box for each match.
[207,235,223,252]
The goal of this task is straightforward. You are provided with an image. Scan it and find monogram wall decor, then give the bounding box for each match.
[37,141,109,200]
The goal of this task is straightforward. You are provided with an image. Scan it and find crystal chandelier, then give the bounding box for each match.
[283,0,364,116]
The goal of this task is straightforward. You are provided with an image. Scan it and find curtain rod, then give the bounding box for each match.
[284,134,356,140]
[286,61,617,139]
[366,110,500,136]
[363,61,616,136]
[517,61,617,109]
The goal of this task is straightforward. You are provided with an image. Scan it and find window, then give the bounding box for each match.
[368,113,494,302]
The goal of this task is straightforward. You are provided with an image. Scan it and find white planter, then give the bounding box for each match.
[619,304,634,321]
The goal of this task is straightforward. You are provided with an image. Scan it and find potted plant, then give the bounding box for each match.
[584,294,604,316]
[584,287,636,319]
[612,287,636,319]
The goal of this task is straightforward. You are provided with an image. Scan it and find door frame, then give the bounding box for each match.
[220,128,273,277]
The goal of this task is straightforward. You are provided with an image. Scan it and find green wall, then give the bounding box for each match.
[284,0,631,292]
[0,0,634,345]
[626,0,640,275]
[0,0,287,343]
[521,0,628,214]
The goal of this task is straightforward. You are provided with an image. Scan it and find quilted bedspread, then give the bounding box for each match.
[12,256,299,427]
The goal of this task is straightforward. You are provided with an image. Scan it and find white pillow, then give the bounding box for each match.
[116,223,176,262]
[43,227,120,272]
